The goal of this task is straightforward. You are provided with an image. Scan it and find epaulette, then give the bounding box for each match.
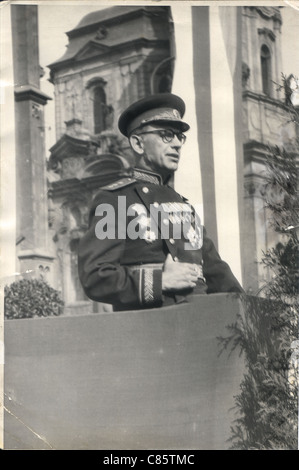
[100,177,137,191]
[178,193,189,202]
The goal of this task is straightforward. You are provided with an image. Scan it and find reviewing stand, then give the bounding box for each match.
[4,293,245,450]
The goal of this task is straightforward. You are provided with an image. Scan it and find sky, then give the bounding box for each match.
[36,1,299,153]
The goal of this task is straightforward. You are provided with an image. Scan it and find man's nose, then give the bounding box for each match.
[171,134,183,147]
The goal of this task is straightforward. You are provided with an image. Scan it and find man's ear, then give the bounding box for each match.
[129,134,144,155]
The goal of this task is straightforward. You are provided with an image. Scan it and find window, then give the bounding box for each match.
[261,45,272,96]
[93,86,107,134]
[151,57,174,94]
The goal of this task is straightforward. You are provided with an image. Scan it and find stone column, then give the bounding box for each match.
[11,5,54,280]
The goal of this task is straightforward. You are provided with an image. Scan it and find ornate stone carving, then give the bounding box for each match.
[61,156,86,179]
[94,131,123,155]
[120,63,132,78]
[51,195,90,247]
[95,26,108,40]
[32,103,41,119]
[258,28,276,42]
[253,7,282,24]
[58,82,66,94]
[244,180,258,197]
[39,65,45,78]
[244,178,267,198]
[242,62,250,89]
[38,264,50,281]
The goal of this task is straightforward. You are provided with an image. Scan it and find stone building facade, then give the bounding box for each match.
[241,6,298,292]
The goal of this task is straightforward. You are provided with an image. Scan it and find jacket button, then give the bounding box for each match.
[169,238,175,244]
[142,187,149,193]
[153,202,159,208]
[163,218,169,225]
[173,256,178,262]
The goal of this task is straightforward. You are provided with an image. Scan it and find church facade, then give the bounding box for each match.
[242,6,298,291]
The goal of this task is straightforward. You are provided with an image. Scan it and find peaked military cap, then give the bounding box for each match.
[118,93,190,137]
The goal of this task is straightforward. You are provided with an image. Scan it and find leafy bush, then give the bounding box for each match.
[4,278,64,319]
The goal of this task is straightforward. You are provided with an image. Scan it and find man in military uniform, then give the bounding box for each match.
[78,93,243,311]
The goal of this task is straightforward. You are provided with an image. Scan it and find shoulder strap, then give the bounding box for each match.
[100,177,136,191]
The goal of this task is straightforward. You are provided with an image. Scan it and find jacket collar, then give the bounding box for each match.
[133,167,163,185]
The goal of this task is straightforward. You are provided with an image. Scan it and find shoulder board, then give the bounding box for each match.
[176,192,188,202]
[100,177,137,191]
[167,184,189,202]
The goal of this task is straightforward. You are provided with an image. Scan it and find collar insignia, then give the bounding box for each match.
[133,168,162,185]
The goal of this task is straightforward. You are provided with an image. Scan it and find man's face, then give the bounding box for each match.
[135,124,185,176]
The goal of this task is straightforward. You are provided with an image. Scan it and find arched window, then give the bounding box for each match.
[151,57,174,94]
[93,86,107,134]
[261,45,272,96]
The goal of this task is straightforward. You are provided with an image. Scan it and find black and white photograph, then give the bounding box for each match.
[0,0,298,452]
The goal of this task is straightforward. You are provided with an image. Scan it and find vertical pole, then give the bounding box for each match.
[171,5,204,223]
[191,6,219,246]
[209,6,243,284]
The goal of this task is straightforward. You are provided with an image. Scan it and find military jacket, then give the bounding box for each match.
[78,168,243,311]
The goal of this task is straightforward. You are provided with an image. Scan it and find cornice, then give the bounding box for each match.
[243,140,272,163]
[243,90,290,112]
[48,178,82,199]
[49,38,169,77]
[66,6,169,39]
[243,140,299,165]
[14,85,52,105]
[49,134,98,161]
[18,250,55,261]
[48,172,128,199]
[250,6,282,24]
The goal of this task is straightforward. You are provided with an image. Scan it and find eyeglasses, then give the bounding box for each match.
[136,129,187,144]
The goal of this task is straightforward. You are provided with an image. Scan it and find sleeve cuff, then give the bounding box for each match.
[139,267,163,308]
